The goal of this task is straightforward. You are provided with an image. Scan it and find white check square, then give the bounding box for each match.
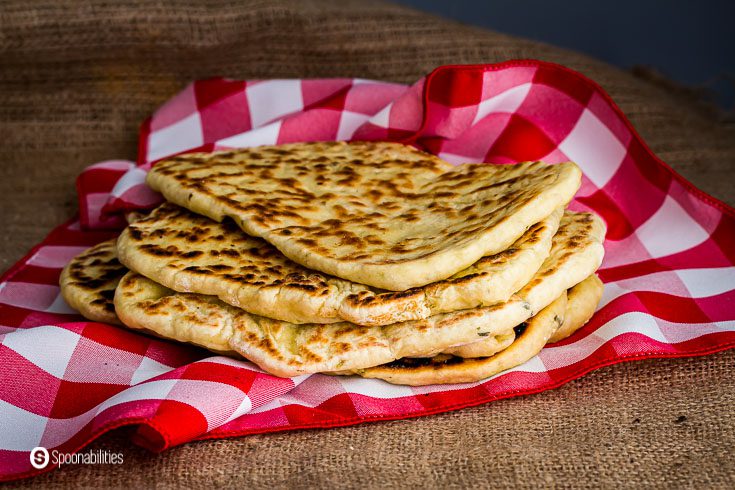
[559,108,627,188]
[246,80,304,128]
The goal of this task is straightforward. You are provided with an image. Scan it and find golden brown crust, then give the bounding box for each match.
[59,240,127,325]
[116,271,534,377]
[146,142,581,290]
[348,292,568,385]
[349,271,606,386]
[114,272,241,356]
[117,203,562,325]
[548,274,604,343]
[514,211,605,313]
[115,211,605,377]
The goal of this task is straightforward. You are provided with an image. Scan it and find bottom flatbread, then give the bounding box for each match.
[339,293,566,385]
[59,241,126,325]
[548,274,603,343]
[344,273,602,386]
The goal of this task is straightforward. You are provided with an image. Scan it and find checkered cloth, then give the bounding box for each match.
[2,61,735,481]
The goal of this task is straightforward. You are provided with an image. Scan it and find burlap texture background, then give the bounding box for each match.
[2,1,733,487]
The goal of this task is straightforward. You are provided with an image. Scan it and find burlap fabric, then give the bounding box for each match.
[2,1,733,487]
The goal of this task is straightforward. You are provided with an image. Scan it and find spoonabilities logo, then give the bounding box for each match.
[30,447,50,469]
[28,447,124,470]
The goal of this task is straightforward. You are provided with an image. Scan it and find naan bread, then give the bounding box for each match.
[60,240,239,356]
[548,274,603,343]
[348,273,605,385]
[438,272,602,357]
[115,211,605,377]
[146,142,581,290]
[345,292,569,385]
[439,330,516,359]
[115,272,531,376]
[442,330,517,359]
[440,209,604,360]
[468,209,603,343]
[114,272,240,356]
[59,240,126,325]
[117,203,562,325]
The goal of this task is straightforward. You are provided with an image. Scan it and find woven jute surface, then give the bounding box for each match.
[2,1,734,487]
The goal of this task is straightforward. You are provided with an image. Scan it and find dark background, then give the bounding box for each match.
[395,0,735,110]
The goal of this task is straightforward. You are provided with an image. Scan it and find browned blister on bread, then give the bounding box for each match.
[59,240,127,325]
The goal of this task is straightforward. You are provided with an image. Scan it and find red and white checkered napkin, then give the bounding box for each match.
[2,61,735,481]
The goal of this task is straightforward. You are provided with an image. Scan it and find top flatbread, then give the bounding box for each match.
[146,142,581,290]
[117,203,562,326]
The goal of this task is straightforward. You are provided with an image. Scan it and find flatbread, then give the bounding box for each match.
[349,293,568,385]
[439,330,516,359]
[115,211,605,377]
[59,240,239,355]
[548,274,603,343]
[439,272,602,357]
[114,272,240,356]
[115,272,531,376]
[442,329,516,358]
[146,142,581,290]
[447,211,605,357]
[348,273,605,385]
[117,203,562,325]
[59,240,126,325]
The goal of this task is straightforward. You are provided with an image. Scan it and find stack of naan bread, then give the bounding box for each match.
[61,142,605,385]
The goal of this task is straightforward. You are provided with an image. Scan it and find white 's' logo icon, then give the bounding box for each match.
[30,447,49,469]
